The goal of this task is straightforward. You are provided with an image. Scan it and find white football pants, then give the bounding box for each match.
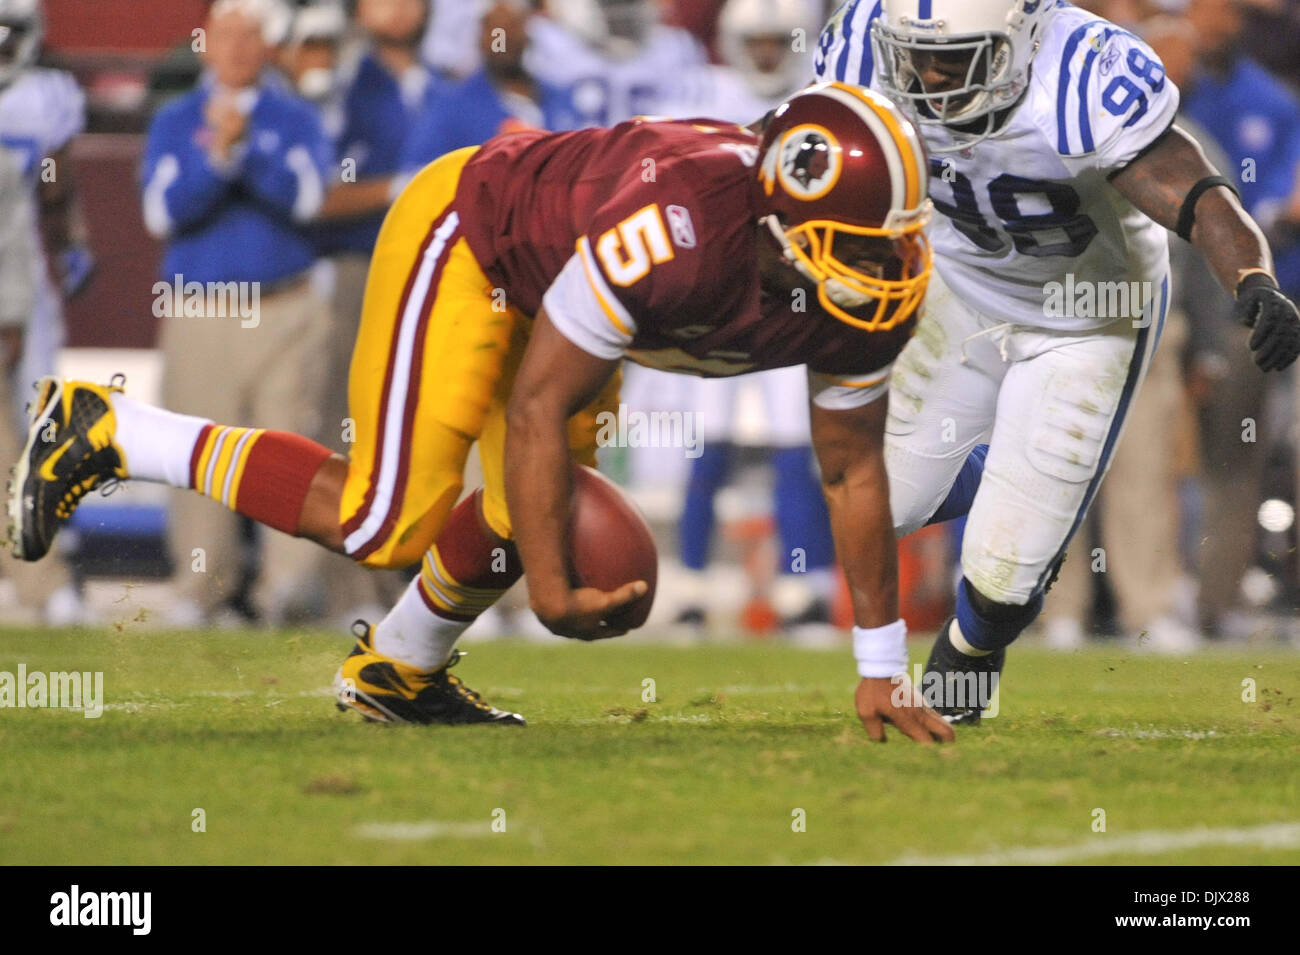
[886,267,1169,606]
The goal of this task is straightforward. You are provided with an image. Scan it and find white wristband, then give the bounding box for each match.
[853,619,909,678]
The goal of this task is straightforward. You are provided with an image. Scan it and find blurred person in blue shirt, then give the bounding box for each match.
[1181,0,1300,297]
[1177,0,1300,633]
[283,0,437,625]
[142,0,329,288]
[401,0,577,172]
[140,0,334,626]
[312,0,434,255]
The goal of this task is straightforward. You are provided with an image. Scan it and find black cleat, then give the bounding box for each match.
[334,621,526,726]
[923,615,1004,725]
[8,376,128,561]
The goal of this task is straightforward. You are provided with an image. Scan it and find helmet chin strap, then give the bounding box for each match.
[823,280,874,309]
[763,215,876,310]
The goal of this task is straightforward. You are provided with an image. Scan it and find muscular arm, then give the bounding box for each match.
[1110,125,1271,293]
[39,147,76,247]
[809,395,897,628]
[39,145,93,296]
[811,392,953,744]
[505,309,646,638]
[1111,124,1300,371]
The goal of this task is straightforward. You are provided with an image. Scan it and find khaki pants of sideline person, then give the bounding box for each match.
[313,253,407,619]
[161,277,330,621]
[1043,310,1192,634]
[0,367,70,615]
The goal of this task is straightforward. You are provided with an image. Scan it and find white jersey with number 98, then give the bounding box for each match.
[815,0,1178,331]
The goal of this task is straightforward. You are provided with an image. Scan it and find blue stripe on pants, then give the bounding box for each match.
[1031,275,1169,595]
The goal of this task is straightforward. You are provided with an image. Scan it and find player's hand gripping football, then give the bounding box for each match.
[856,676,956,744]
[1236,273,1300,371]
[533,581,649,641]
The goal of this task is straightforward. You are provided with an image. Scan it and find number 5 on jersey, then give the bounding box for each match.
[596,204,675,286]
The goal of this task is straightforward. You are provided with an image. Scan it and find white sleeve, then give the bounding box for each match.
[813,0,880,88]
[44,70,86,153]
[0,158,35,328]
[1055,26,1178,171]
[807,364,892,410]
[541,239,637,360]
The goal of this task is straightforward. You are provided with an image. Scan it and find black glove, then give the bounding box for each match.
[1235,272,1300,371]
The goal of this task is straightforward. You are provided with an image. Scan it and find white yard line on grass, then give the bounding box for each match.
[889,822,1300,865]
[353,821,498,841]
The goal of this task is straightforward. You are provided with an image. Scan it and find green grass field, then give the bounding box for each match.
[0,625,1297,865]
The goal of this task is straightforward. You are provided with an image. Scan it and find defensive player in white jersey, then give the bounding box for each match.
[525,0,705,126]
[815,0,1300,724]
[0,0,91,433]
[0,0,90,624]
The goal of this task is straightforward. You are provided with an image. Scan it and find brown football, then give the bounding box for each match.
[567,464,658,630]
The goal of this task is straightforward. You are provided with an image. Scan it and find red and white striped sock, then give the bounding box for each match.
[372,490,523,669]
[111,395,332,536]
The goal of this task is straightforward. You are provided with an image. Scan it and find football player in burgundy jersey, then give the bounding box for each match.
[13,83,953,742]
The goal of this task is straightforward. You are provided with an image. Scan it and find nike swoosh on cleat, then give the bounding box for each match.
[37,437,76,483]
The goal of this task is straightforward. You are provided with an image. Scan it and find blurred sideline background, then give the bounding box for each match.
[3,0,1300,654]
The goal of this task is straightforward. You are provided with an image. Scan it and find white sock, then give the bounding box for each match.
[679,567,709,609]
[372,577,469,670]
[804,567,836,604]
[113,394,211,487]
[948,618,993,657]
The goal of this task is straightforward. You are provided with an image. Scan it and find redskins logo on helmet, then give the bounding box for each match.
[777,126,842,200]
[758,82,933,332]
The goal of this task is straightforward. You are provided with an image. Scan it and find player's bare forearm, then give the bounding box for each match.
[809,396,899,628]
[505,310,620,623]
[1110,125,1272,292]
[316,177,395,222]
[1112,124,1300,370]
[505,397,578,614]
[38,147,85,256]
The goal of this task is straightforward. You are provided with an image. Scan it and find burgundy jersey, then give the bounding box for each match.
[454,117,913,387]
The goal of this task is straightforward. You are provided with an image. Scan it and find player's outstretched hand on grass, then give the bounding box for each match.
[533,581,649,641]
[856,676,956,744]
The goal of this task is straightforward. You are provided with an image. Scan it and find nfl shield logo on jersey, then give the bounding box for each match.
[665,204,696,249]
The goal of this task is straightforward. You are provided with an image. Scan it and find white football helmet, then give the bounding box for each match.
[0,0,42,87]
[718,0,820,100]
[547,0,655,59]
[285,1,347,101]
[870,0,1053,150]
[289,1,347,46]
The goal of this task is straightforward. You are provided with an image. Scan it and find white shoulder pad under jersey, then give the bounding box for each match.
[815,2,1178,331]
[0,68,85,179]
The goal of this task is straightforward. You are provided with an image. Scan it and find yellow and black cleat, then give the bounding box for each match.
[7,376,128,562]
[333,621,525,726]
